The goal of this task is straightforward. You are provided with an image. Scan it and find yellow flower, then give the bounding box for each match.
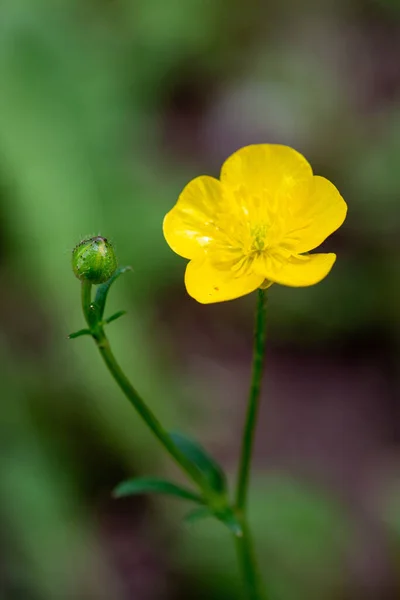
[163,144,347,304]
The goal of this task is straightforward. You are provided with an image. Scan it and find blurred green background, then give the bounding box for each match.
[1,0,400,598]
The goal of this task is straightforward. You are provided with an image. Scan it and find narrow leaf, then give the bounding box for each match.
[184,506,243,537]
[104,310,127,325]
[170,431,227,494]
[68,328,91,339]
[113,477,204,504]
[94,265,132,320]
[184,506,213,525]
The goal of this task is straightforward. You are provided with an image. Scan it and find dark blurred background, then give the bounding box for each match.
[1,0,400,598]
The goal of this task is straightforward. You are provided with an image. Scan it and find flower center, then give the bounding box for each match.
[251,223,268,253]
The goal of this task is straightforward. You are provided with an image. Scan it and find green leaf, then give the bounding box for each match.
[113,477,204,503]
[104,310,127,325]
[184,506,214,525]
[94,265,132,320]
[68,328,91,339]
[184,506,243,537]
[170,431,227,494]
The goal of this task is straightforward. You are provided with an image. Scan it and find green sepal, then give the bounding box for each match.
[68,328,91,339]
[72,236,118,284]
[113,477,204,504]
[170,431,227,495]
[94,265,132,321]
[104,310,127,325]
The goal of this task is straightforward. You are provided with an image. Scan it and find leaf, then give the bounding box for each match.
[170,431,227,495]
[104,310,127,325]
[68,328,91,339]
[184,506,214,525]
[94,265,132,320]
[113,477,204,504]
[184,506,243,537]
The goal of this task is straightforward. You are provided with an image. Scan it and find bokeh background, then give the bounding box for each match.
[1,0,400,598]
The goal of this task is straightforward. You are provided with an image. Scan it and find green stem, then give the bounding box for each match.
[81,279,94,327]
[235,519,263,600]
[236,288,267,510]
[80,281,209,495]
[81,281,268,598]
[234,288,267,600]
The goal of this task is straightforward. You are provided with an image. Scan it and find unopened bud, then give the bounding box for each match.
[72,236,117,284]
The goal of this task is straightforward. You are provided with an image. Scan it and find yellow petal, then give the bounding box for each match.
[282,176,347,253]
[185,258,264,303]
[258,252,336,287]
[163,176,225,260]
[220,144,313,203]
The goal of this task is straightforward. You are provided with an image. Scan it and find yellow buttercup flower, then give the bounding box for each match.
[163,144,347,304]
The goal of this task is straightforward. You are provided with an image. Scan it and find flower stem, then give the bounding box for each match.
[235,288,267,599]
[80,281,209,495]
[236,288,267,510]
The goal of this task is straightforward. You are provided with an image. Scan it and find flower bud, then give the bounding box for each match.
[72,236,117,284]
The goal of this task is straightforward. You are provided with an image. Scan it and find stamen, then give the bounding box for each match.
[251,223,268,253]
